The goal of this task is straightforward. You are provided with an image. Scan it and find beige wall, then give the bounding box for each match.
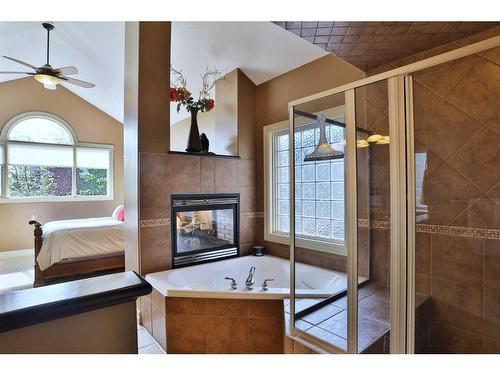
[0,78,124,252]
[124,22,171,274]
[0,301,137,354]
[170,110,215,152]
[168,68,257,158]
[255,54,365,214]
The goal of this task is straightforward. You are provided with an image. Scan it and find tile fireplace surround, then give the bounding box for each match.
[139,153,259,275]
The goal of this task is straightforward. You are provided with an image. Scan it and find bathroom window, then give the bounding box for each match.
[0,112,113,202]
[264,108,346,255]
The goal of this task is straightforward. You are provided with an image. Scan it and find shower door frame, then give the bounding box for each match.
[287,34,500,354]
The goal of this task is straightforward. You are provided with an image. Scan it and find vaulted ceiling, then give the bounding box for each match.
[0,22,125,122]
[273,22,500,70]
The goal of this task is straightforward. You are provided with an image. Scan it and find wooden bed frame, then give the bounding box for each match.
[29,220,125,287]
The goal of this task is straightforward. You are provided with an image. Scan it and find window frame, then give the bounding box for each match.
[263,106,347,256]
[0,112,114,203]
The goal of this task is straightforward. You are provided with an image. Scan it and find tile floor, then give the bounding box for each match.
[285,283,392,352]
[137,325,165,354]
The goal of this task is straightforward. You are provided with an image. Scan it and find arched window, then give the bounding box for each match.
[0,112,113,201]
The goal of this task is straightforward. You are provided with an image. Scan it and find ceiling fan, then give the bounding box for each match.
[0,22,95,90]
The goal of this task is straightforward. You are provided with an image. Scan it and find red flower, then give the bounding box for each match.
[177,87,191,100]
[169,87,178,102]
[207,98,215,111]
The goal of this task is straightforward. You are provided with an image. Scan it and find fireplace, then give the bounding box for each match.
[171,193,240,268]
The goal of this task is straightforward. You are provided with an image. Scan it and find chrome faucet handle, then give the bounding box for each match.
[262,278,274,291]
[245,267,256,290]
[225,277,237,290]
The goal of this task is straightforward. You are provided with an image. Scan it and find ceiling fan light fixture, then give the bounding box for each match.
[43,83,57,90]
[1,23,94,89]
[34,73,60,86]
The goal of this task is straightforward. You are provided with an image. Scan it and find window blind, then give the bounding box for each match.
[8,143,73,167]
[76,147,110,169]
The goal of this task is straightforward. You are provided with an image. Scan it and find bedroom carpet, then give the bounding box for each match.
[0,250,34,294]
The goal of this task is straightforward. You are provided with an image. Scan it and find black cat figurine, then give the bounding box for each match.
[200,133,209,152]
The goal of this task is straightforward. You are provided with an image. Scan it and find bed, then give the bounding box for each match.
[29,207,125,287]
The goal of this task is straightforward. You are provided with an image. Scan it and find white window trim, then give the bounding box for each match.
[263,106,347,256]
[0,112,114,203]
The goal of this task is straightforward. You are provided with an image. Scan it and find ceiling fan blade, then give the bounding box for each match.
[0,71,34,75]
[3,56,37,70]
[54,66,78,75]
[60,76,95,88]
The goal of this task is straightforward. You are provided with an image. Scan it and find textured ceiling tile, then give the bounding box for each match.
[316,27,332,36]
[329,35,344,43]
[347,26,363,35]
[331,27,348,35]
[285,21,302,28]
[274,21,500,70]
[314,35,330,44]
[344,35,360,43]
[301,28,317,37]
[302,21,318,28]
[318,22,334,28]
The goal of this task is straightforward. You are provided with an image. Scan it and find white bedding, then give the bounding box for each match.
[37,217,125,271]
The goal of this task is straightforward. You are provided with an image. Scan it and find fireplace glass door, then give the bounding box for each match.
[171,194,239,267]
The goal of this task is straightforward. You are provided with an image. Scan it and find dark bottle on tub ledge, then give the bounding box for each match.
[252,245,265,257]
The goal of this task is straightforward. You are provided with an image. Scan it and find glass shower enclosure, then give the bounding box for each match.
[287,36,500,354]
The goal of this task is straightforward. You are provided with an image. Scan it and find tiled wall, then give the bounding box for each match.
[140,291,284,353]
[262,28,499,354]
[367,29,500,353]
[138,153,259,275]
[164,297,284,354]
[411,46,500,353]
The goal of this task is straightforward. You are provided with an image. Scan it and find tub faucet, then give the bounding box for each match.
[225,277,237,290]
[246,267,256,290]
[262,278,274,291]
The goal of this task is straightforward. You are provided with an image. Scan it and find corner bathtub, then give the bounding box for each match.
[145,255,351,299]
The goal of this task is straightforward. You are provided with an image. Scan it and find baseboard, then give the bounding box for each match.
[0,249,34,259]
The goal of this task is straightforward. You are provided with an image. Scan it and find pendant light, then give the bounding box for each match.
[303,114,344,162]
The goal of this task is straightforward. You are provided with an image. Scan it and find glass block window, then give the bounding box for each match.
[273,114,345,244]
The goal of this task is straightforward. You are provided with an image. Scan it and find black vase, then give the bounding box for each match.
[185,107,202,153]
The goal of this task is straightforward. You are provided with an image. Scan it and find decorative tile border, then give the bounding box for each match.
[140,215,499,240]
[140,218,170,228]
[140,212,264,227]
[358,218,500,240]
[416,223,500,240]
[241,212,264,219]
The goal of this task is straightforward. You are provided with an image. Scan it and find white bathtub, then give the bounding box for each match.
[146,255,364,299]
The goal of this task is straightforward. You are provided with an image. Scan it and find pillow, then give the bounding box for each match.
[112,205,125,222]
[117,207,125,222]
